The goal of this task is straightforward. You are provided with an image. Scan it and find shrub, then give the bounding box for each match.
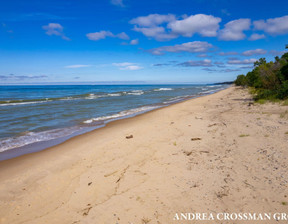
[234,44,288,101]
[277,81,288,99]
[235,74,247,86]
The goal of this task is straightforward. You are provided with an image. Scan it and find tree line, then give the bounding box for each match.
[234,44,288,100]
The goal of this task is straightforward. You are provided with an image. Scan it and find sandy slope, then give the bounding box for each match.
[0,86,287,224]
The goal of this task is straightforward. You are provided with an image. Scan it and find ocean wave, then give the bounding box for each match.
[163,95,190,104]
[154,88,173,91]
[107,93,122,97]
[200,88,222,94]
[83,105,160,124]
[127,90,144,95]
[0,100,51,106]
[0,90,147,106]
[0,127,82,152]
[0,105,161,152]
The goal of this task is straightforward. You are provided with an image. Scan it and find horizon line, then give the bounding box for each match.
[0,81,233,86]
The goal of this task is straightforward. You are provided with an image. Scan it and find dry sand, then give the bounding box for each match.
[0,86,288,224]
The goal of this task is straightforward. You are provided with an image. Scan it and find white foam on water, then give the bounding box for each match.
[83,105,160,124]
[131,90,143,92]
[163,95,190,104]
[0,126,83,153]
[201,89,216,94]
[127,90,144,95]
[85,94,105,99]
[107,93,121,97]
[0,90,148,107]
[0,100,50,106]
[201,88,224,94]
[154,88,173,91]
[83,119,94,124]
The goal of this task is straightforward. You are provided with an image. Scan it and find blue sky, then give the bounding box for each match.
[0,0,288,84]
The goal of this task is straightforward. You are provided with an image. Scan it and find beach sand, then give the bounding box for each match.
[0,86,288,224]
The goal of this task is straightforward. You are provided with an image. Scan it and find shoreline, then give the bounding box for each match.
[1,86,287,224]
[0,86,228,161]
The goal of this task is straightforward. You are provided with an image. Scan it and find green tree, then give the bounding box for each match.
[246,69,262,88]
[277,81,288,99]
[281,52,288,61]
[275,56,280,62]
[254,58,266,67]
[258,61,280,89]
[234,74,247,86]
[235,44,288,100]
[281,64,288,81]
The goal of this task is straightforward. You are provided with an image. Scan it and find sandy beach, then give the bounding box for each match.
[0,86,288,224]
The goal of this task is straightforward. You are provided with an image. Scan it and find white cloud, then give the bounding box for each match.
[130,39,139,45]
[121,39,139,45]
[167,14,221,37]
[110,0,125,7]
[130,14,177,41]
[132,26,177,41]
[65,65,92,68]
[149,41,213,55]
[241,49,267,56]
[130,13,221,41]
[227,58,257,65]
[254,15,288,35]
[130,14,176,27]
[112,62,143,70]
[117,32,130,40]
[249,33,266,41]
[86,30,129,41]
[86,30,114,40]
[178,59,212,67]
[122,65,143,70]
[129,14,288,42]
[218,19,251,41]
[42,23,70,40]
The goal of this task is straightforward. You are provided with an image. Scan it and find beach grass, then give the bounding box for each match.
[239,134,250,137]
[283,99,288,106]
[256,99,267,104]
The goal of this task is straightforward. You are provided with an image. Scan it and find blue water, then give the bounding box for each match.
[0,84,228,153]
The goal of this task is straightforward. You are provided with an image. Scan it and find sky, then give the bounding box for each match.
[0,0,288,84]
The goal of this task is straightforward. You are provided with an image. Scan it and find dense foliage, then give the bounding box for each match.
[234,45,288,100]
